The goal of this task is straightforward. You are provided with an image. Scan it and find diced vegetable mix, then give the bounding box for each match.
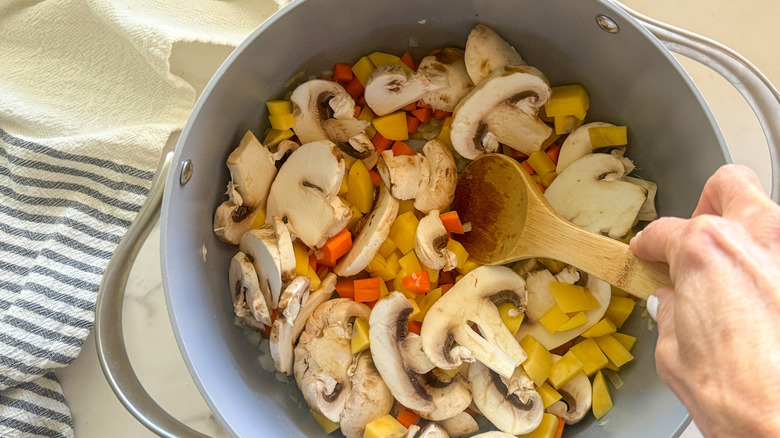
[214,24,657,438]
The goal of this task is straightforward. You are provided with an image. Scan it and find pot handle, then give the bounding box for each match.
[611,1,780,202]
[95,150,209,438]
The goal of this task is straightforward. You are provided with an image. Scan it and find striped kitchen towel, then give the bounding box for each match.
[0,0,282,436]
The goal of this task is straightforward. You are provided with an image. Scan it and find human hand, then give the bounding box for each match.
[630,164,780,438]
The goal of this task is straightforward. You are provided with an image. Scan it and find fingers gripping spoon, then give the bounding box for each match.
[451,153,670,300]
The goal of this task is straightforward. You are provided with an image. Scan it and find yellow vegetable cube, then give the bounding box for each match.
[366,252,387,274]
[589,126,628,148]
[398,251,423,274]
[581,318,617,338]
[367,51,413,73]
[346,205,364,234]
[370,252,400,283]
[612,332,637,352]
[537,258,566,275]
[548,351,584,389]
[352,56,376,86]
[519,335,552,387]
[550,282,601,313]
[536,382,563,409]
[498,302,525,336]
[595,334,635,367]
[539,304,570,333]
[554,114,584,135]
[379,279,389,298]
[605,296,635,328]
[268,113,296,131]
[437,117,453,148]
[425,267,439,288]
[407,298,421,320]
[310,409,340,434]
[569,338,609,376]
[293,242,310,276]
[517,413,559,438]
[556,311,588,332]
[338,174,349,196]
[250,209,267,229]
[527,150,556,176]
[540,171,558,188]
[358,107,377,138]
[388,211,419,254]
[373,111,409,141]
[306,265,321,290]
[266,100,293,116]
[610,285,630,297]
[378,238,397,258]
[397,199,416,215]
[346,160,374,214]
[445,239,469,270]
[351,317,370,354]
[363,414,407,438]
[412,287,442,322]
[544,84,590,118]
[456,258,481,275]
[592,370,613,420]
[263,128,294,147]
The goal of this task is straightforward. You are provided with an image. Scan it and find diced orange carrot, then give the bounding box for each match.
[332,63,354,83]
[416,101,432,109]
[369,169,382,186]
[353,105,362,119]
[372,132,393,154]
[440,283,454,295]
[401,102,418,112]
[439,211,465,234]
[554,415,565,438]
[309,253,317,271]
[411,107,432,124]
[428,48,442,56]
[546,144,562,165]
[335,278,355,299]
[391,141,416,156]
[432,109,451,120]
[396,409,420,428]
[402,271,430,294]
[343,77,364,100]
[365,300,378,309]
[520,160,535,175]
[407,320,422,335]
[356,95,367,107]
[400,51,416,71]
[263,324,271,338]
[317,228,353,267]
[406,115,420,134]
[354,277,382,303]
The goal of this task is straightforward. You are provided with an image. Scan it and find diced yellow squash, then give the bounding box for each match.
[352,56,376,86]
[366,252,387,274]
[569,338,609,376]
[358,106,377,138]
[610,285,630,297]
[550,282,601,313]
[310,409,340,434]
[363,414,407,438]
[351,317,370,354]
[537,258,566,275]
[556,311,588,332]
[604,358,621,372]
[544,84,590,118]
[592,371,613,420]
[268,113,296,131]
[536,382,562,409]
[338,174,349,196]
[368,252,402,282]
[373,111,409,141]
[605,296,635,328]
[407,298,421,320]
[379,279,389,298]
[437,116,453,148]
[293,242,310,276]
[527,150,556,176]
[306,265,321,290]
[367,51,413,74]
[388,211,419,254]
[548,351,584,389]
[456,258,481,275]
[397,199,416,215]
[589,126,628,148]
[518,413,559,438]
[540,171,558,188]
[438,364,463,378]
[250,209,267,229]
[554,114,584,135]
[519,335,552,387]
[346,205,364,234]
[346,160,374,214]
[498,302,525,336]
[263,128,294,147]
[581,318,617,338]
[266,100,293,116]
[445,239,469,270]
[595,334,635,367]
[425,266,439,288]
[412,287,442,322]
[378,238,397,258]
[539,304,570,333]
[612,332,637,352]
[398,251,423,274]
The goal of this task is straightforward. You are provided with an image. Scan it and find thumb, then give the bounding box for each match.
[653,287,681,386]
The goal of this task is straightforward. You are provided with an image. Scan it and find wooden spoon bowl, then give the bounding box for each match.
[452,153,670,300]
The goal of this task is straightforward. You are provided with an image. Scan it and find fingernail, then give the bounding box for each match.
[647,295,658,321]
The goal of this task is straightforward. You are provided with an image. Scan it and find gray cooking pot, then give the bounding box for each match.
[95,0,780,437]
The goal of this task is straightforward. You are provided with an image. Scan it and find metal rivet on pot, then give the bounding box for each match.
[180,159,193,185]
[596,15,619,33]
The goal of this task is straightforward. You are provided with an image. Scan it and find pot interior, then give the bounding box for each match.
[162,0,728,436]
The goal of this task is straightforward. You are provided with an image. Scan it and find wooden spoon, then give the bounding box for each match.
[451,153,670,300]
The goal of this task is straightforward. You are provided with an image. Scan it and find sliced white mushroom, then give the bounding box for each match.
[335,183,399,277]
[291,79,365,143]
[364,64,444,116]
[546,355,592,424]
[294,298,371,422]
[376,150,430,200]
[228,251,271,327]
[414,210,457,271]
[464,24,526,85]
[272,139,300,164]
[420,266,528,378]
[418,48,475,112]
[469,361,543,435]
[522,269,558,323]
[450,66,551,160]
[369,292,472,420]
[555,122,616,173]
[483,105,553,156]
[437,411,480,437]
[239,227,283,309]
[270,276,311,375]
[213,195,264,245]
[266,140,352,249]
[408,422,450,438]
[340,351,394,438]
[339,131,379,170]
[624,176,658,221]
[413,140,458,214]
[270,216,297,287]
[544,153,647,238]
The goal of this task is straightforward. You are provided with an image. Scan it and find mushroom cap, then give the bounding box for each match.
[225,130,277,209]
[376,150,430,201]
[464,23,526,85]
[339,131,379,170]
[483,105,552,156]
[364,64,443,116]
[544,153,647,238]
[413,140,458,214]
[270,275,311,375]
[420,266,528,378]
[624,176,659,221]
[555,122,616,173]
[339,351,394,438]
[418,48,475,112]
[291,79,358,143]
[213,199,264,245]
[546,356,592,424]
[414,209,457,272]
[450,65,551,160]
[238,227,283,309]
[413,422,451,438]
[334,183,400,277]
[469,361,543,435]
[437,410,480,437]
[228,251,271,326]
[270,216,297,288]
[265,140,352,249]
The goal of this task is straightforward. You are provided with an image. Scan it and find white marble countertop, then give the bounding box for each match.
[55,1,779,437]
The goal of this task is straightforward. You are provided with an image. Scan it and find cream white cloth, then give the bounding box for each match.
[0,0,282,435]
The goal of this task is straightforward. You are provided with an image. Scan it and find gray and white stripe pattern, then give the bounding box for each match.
[0,129,152,437]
